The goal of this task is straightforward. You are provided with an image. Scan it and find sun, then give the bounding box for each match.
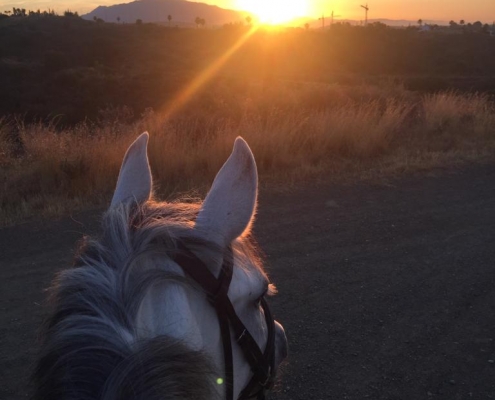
[236,0,309,24]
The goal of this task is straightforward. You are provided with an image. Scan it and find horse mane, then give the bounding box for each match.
[33,199,265,400]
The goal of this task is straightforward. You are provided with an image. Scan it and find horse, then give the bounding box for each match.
[33,133,288,400]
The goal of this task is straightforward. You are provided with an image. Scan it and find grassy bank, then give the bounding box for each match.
[1,83,495,226]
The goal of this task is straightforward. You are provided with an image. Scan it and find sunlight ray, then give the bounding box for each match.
[160,25,258,120]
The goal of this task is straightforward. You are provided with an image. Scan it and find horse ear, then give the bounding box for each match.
[195,137,258,247]
[110,132,152,207]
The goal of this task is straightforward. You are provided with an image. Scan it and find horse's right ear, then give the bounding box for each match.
[110,132,152,207]
[195,137,258,247]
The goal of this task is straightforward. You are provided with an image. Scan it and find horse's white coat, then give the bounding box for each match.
[116,134,275,398]
[111,132,152,207]
[195,137,258,252]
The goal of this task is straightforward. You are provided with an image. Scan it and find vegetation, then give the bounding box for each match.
[1,14,495,224]
[0,15,495,124]
[2,83,495,225]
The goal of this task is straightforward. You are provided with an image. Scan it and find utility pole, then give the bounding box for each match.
[361,4,369,26]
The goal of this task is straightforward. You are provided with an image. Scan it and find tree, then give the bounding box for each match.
[12,8,27,17]
[246,15,252,25]
[304,22,309,30]
[117,16,120,23]
[168,14,172,26]
[136,18,142,25]
[460,19,465,25]
[195,17,206,27]
[417,19,423,26]
[64,10,79,17]
[472,21,482,31]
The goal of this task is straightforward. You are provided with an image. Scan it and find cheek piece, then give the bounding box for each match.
[174,241,276,400]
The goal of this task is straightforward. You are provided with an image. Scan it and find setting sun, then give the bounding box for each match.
[236,0,309,24]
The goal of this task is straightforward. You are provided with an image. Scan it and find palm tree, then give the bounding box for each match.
[167,14,172,27]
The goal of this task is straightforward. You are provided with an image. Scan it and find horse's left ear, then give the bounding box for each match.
[195,137,258,247]
[110,132,152,207]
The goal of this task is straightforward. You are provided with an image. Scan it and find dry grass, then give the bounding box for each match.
[1,83,495,226]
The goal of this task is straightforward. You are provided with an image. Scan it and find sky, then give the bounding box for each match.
[1,0,494,23]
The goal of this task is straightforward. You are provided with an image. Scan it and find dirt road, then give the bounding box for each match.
[1,164,495,399]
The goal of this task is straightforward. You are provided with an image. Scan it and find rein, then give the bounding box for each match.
[174,242,276,400]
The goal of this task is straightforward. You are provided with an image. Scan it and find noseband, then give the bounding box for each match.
[174,242,276,400]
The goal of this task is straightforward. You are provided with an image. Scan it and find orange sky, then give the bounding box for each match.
[2,0,494,23]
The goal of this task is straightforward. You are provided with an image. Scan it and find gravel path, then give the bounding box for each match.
[1,164,495,399]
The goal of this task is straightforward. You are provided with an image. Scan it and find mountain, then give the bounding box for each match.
[81,0,247,26]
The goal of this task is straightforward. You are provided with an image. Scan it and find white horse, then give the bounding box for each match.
[34,134,287,400]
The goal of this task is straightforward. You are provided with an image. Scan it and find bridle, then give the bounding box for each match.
[174,241,276,400]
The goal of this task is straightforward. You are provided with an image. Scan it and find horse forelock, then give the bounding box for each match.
[35,199,264,400]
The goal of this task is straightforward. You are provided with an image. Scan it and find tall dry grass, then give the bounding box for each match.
[1,83,495,225]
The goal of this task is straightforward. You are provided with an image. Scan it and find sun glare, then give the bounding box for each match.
[236,0,309,24]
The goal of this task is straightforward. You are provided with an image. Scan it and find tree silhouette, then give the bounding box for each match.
[168,14,172,27]
[460,19,465,25]
[64,10,79,17]
[12,8,27,17]
[472,21,482,31]
[246,15,252,25]
[417,19,423,26]
[195,17,205,28]
[304,22,309,30]
[117,16,120,23]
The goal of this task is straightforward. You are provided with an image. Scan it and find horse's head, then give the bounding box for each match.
[110,133,288,399]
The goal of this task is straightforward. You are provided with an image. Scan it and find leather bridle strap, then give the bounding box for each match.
[173,241,275,400]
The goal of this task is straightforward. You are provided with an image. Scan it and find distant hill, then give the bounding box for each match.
[82,0,248,26]
[292,17,448,29]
